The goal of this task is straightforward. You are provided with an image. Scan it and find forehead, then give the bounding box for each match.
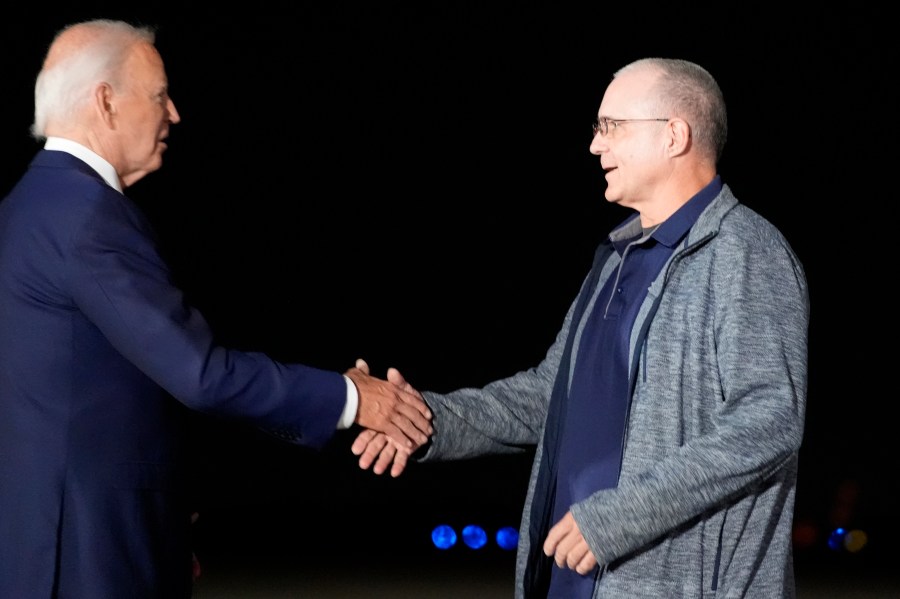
[598,68,658,116]
[123,42,167,87]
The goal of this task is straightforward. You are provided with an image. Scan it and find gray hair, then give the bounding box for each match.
[615,58,728,163]
[31,19,156,140]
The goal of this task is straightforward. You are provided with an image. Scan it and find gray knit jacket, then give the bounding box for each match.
[419,185,810,598]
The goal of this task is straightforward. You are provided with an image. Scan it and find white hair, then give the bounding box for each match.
[31,19,155,140]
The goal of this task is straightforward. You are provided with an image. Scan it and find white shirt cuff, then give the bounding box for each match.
[338,375,359,429]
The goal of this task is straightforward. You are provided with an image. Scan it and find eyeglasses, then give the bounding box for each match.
[592,117,669,137]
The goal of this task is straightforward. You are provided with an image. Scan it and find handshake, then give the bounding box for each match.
[343,358,429,477]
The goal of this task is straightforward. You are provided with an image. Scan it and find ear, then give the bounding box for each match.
[93,82,117,128]
[666,118,691,157]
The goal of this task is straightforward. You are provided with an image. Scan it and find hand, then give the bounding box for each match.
[344,359,432,451]
[543,510,598,575]
[351,428,411,477]
[349,359,424,477]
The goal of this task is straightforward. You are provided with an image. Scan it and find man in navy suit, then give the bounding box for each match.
[0,19,432,598]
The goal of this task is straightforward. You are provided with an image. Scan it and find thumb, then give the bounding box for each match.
[387,367,429,419]
[386,366,409,389]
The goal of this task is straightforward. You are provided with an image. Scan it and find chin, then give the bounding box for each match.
[146,156,164,172]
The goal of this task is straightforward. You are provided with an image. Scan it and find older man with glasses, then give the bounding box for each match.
[353,56,809,599]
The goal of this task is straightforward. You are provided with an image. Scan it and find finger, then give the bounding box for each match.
[382,393,433,442]
[384,423,417,450]
[543,528,561,557]
[392,389,433,431]
[351,428,377,457]
[575,552,598,575]
[390,447,410,478]
[551,531,576,569]
[565,542,587,570]
[544,516,568,557]
[388,367,431,420]
[402,389,432,420]
[359,432,389,469]
[553,526,581,570]
[355,358,370,375]
[386,366,408,389]
[373,442,396,475]
[389,407,432,444]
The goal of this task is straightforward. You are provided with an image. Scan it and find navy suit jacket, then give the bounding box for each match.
[0,150,346,597]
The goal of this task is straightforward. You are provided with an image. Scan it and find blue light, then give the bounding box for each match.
[827,527,847,551]
[462,524,488,549]
[431,525,457,550]
[496,526,519,550]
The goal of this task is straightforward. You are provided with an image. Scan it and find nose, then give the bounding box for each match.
[167,98,181,124]
[589,132,605,156]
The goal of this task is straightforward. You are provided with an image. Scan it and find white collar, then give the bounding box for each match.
[44,137,122,193]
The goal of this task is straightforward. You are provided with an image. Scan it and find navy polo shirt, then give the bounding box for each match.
[547,176,722,597]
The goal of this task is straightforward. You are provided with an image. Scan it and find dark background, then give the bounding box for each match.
[3,3,895,589]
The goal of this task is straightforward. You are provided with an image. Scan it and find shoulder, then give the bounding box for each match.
[698,186,802,265]
[718,203,802,269]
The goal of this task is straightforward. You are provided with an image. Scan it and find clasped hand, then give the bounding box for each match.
[348,359,429,477]
[343,358,432,455]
